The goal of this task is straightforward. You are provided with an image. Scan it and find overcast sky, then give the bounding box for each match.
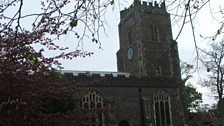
[58,0,222,72]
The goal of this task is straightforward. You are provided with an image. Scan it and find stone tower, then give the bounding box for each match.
[117,0,181,79]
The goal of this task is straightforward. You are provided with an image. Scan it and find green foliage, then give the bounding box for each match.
[180,61,202,112]
[63,28,68,34]
[26,53,39,65]
[69,19,78,28]
[185,84,203,112]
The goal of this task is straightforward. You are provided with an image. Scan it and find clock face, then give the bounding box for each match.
[127,48,134,60]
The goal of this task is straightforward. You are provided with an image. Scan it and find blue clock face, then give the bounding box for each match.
[127,48,134,60]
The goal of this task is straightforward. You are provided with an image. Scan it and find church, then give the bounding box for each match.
[62,0,186,125]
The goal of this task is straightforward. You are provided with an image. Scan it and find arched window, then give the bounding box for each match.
[153,92,172,126]
[81,90,104,126]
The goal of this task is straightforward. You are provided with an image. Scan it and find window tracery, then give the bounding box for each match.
[153,91,172,126]
[81,90,104,126]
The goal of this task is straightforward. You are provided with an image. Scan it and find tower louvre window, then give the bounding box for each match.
[128,31,133,46]
[153,92,172,126]
[151,25,159,41]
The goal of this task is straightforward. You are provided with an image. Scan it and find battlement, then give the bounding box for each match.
[60,70,131,78]
[58,70,180,87]
[120,0,167,19]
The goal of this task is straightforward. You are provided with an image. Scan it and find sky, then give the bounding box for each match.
[3,0,223,105]
[57,0,223,72]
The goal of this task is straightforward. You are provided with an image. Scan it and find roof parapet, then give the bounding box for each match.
[120,0,167,19]
[61,70,131,78]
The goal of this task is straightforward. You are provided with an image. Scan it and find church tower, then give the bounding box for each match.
[117,0,181,79]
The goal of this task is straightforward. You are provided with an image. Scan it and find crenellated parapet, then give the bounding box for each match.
[61,70,180,87]
[61,70,131,78]
[120,0,167,21]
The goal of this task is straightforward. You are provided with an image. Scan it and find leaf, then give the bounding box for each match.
[207,68,210,72]
[26,54,39,65]
[217,29,220,35]
[193,5,199,9]
[27,54,33,60]
[63,29,68,34]
[32,57,39,65]
[69,19,78,28]
[110,0,114,5]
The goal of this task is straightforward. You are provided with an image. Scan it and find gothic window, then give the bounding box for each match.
[81,90,104,126]
[153,92,172,126]
[151,25,159,41]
